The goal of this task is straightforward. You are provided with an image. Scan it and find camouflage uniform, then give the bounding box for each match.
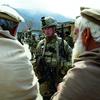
[30,35,38,60]
[33,16,72,99]
[34,34,72,98]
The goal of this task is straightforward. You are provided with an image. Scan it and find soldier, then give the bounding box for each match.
[30,34,38,60]
[34,16,72,99]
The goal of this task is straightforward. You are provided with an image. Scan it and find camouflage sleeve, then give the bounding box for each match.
[35,39,44,58]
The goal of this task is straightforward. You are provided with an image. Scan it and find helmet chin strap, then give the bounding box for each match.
[46,33,56,42]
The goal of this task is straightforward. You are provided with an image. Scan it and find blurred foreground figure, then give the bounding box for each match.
[51,7,100,100]
[0,5,42,100]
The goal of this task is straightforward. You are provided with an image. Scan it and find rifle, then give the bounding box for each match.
[59,24,68,60]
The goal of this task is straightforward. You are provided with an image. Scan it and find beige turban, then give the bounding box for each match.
[81,7,100,25]
[0,5,24,23]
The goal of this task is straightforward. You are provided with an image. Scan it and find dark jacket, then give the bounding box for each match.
[52,48,100,100]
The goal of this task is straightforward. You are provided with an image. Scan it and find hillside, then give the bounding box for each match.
[16,8,74,32]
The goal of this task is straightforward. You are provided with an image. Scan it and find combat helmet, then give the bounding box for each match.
[41,16,57,28]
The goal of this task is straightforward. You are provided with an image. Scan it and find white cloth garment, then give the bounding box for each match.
[0,35,42,100]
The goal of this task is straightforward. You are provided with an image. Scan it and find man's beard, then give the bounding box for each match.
[72,36,86,64]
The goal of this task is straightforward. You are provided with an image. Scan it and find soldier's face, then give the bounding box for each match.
[43,26,56,37]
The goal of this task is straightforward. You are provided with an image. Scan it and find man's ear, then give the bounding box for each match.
[82,28,91,47]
